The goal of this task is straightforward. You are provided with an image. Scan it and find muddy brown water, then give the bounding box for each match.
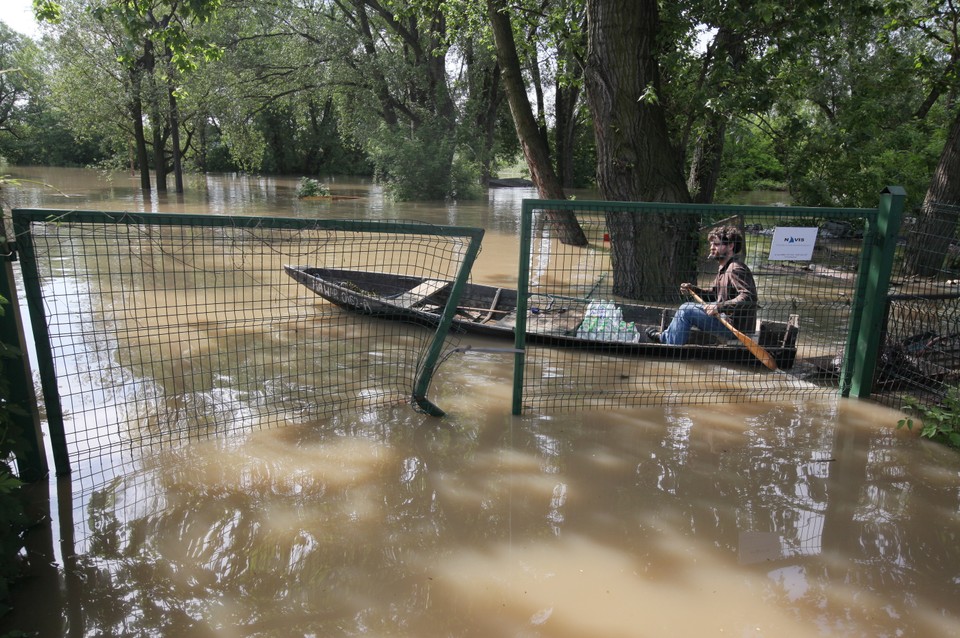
[2,168,959,637]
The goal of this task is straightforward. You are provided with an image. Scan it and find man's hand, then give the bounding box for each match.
[704,303,719,317]
[680,283,693,295]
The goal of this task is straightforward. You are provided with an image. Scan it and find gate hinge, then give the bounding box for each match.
[2,240,16,262]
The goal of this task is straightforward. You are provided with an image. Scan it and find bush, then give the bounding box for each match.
[367,121,483,201]
[296,177,330,198]
[897,386,960,447]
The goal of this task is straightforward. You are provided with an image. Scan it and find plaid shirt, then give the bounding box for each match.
[691,257,758,333]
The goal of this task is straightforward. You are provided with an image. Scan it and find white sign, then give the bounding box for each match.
[768,227,818,261]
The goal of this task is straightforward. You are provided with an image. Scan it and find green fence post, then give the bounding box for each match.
[1,211,47,482]
[843,186,906,398]
[511,200,533,416]
[11,211,70,476]
[412,227,485,417]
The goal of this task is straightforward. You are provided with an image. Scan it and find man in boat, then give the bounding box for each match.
[646,225,758,345]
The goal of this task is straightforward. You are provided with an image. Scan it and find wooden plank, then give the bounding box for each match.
[393,279,448,308]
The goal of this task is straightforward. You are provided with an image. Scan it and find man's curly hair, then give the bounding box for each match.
[707,225,744,255]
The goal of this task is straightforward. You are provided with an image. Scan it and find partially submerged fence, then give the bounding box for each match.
[509,190,903,414]
[5,210,483,480]
[3,188,908,483]
[875,201,960,407]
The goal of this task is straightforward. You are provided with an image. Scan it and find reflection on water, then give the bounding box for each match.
[10,394,960,637]
[1,166,539,236]
[3,169,960,637]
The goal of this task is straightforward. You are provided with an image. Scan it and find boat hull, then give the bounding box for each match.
[284,266,799,369]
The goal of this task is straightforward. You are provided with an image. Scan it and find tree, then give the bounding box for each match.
[583,0,697,300]
[313,0,464,199]
[92,0,223,193]
[40,0,223,192]
[897,0,960,277]
[0,25,102,165]
[45,1,153,186]
[486,0,586,244]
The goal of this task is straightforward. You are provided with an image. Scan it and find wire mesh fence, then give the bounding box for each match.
[875,201,960,407]
[11,210,482,478]
[513,200,877,414]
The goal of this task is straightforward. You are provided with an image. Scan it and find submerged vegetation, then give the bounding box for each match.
[296,177,330,198]
[897,386,960,448]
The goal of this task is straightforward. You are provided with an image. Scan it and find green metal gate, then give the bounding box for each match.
[2,188,907,479]
[4,210,483,479]
[508,188,904,414]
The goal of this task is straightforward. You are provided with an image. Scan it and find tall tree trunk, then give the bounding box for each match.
[905,107,960,277]
[353,1,399,128]
[142,43,167,192]
[686,109,726,204]
[584,0,697,300]
[487,0,587,246]
[167,85,184,194]
[478,63,502,185]
[151,114,168,193]
[554,42,583,188]
[554,44,583,188]
[686,27,746,204]
[165,48,184,194]
[129,75,151,191]
[465,38,502,186]
[528,47,549,150]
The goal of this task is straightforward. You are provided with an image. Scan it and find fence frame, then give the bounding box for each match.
[512,189,905,415]
[840,186,906,397]
[0,214,46,481]
[8,209,484,477]
[3,188,910,476]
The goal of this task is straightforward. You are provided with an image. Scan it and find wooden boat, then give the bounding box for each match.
[284,266,801,369]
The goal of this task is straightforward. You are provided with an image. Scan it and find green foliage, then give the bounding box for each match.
[367,121,481,201]
[252,102,372,177]
[717,118,786,197]
[296,177,329,198]
[897,385,960,447]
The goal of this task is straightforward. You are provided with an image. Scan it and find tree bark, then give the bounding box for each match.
[129,70,151,191]
[583,0,697,300]
[487,0,587,246]
[465,38,502,185]
[686,108,726,204]
[167,79,184,194]
[905,107,960,277]
[686,27,746,204]
[554,44,583,188]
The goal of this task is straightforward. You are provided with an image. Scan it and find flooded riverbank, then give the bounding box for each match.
[1,168,958,637]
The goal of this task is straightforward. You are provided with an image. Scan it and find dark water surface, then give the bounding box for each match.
[2,168,958,637]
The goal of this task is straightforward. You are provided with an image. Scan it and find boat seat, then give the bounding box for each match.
[393,279,449,308]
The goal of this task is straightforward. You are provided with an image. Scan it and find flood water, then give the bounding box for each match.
[2,168,960,637]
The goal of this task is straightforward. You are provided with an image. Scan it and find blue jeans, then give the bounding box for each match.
[658,302,733,345]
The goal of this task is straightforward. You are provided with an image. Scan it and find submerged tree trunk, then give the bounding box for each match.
[905,107,960,277]
[164,48,184,194]
[487,0,587,246]
[584,0,697,300]
[168,87,184,194]
[130,75,151,191]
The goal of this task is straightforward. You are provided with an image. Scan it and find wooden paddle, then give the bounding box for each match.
[687,290,778,371]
